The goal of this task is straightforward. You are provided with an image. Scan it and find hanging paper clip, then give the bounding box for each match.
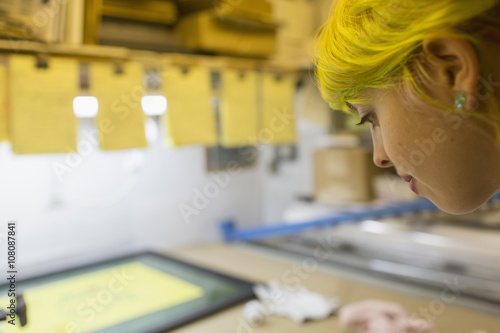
[36,54,48,69]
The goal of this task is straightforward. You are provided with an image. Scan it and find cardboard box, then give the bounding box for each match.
[174,9,276,57]
[314,147,381,203]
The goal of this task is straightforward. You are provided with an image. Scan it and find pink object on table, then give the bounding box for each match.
[339,300,436,333]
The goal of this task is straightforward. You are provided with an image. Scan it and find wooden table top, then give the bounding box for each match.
[167,243,500,333]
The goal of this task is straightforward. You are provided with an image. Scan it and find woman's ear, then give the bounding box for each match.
[422,32,480,109]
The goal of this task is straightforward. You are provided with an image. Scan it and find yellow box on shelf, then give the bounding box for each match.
[174,8,277,58]
[219,0,273,24]
[178,0,273,22]
[270,0,317,68]
[102,0,178,25]
[9,55,79,154]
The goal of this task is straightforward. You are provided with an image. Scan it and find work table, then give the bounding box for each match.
[168,243,500,333]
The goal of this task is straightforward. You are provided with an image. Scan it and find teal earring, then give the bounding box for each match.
[455,91,467,111]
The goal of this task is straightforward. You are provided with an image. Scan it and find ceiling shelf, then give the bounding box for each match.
[0,39,309,73]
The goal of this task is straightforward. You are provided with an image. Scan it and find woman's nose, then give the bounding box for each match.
[372,132,393,168]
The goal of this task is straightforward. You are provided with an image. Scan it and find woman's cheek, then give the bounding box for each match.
[383,132,418,174]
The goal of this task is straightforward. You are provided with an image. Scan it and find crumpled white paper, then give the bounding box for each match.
[243,280,340,325]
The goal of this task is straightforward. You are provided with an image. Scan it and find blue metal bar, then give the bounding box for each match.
[220,192,500,243]
[221,199,438,243]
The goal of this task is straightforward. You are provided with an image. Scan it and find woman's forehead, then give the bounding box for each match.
[352,87,399,105]
[349,88,382,106]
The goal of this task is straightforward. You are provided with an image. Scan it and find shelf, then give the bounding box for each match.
[0,39,310,73]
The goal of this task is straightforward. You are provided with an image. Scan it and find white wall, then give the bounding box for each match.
[258,75,331,224]
[0,138,262,277]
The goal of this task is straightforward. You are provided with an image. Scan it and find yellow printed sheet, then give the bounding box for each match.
[1,262,204,333]
[261,73,297,144]
[0,62,7,142]
[9,55,78,154]
[91,62,148,150]
[220,69,258,147]
[162,66,217,147]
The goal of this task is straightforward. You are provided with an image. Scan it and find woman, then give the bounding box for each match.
[315,0,500,215]
[315,2,500,332]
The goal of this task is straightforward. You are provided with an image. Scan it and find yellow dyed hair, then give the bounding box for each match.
[314,0,500,119]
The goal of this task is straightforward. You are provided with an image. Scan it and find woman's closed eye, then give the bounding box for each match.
[356,112,377,127]
[346,102,378,127]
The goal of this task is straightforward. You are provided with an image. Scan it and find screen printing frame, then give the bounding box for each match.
[0,251,256,333]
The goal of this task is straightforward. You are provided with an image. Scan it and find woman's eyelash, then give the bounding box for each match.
[356,114,374,126]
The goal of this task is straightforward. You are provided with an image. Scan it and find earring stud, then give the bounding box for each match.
[455,91,467,111]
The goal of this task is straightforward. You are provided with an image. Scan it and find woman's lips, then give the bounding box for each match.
[401,175,419,195]
[409,177,419,195]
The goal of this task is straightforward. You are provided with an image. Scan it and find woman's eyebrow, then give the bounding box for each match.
[345,102,358,114]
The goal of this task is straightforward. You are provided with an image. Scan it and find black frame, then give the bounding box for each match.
[0,251,256,333]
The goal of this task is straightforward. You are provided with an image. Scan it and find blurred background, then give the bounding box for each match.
[0,0,377,274]
[1,1,500,332]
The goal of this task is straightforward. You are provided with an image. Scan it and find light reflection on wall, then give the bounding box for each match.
[73,96,99,118]
[141,95,167,116]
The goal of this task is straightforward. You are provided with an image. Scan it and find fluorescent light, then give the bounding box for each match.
[141,95,167,116]
[73,96,98,118]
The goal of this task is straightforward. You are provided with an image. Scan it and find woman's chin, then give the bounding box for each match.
[428,193,491,215]
[437,203,480,215]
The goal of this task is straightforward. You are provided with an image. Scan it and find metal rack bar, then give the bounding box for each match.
[221,193,500,243]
